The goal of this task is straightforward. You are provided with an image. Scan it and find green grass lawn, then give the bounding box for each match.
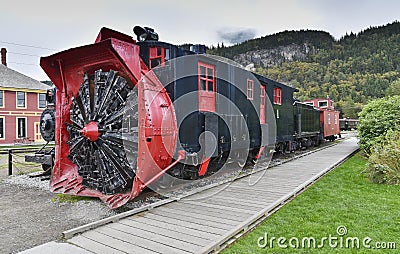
[223,154,400,253]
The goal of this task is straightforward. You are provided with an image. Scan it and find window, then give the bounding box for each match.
[247,79,254,100]
[318,100,328,108]
[0,90,3,107]
[0,117,4,138]
[334,114,337,125]
[327,114,331,125]
[17,91,26,108]
[38,93,46,108]
[17,118,26,138]
[273,87,282,105]
[198,62,215,92]
[149,47,169,68]
[198,62,216,112]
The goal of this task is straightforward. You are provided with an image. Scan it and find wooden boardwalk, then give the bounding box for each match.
[23,137,359,254]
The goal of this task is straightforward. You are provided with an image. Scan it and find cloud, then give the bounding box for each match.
[217,27,257,44]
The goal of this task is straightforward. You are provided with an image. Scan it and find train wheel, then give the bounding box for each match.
[67,70,138,195]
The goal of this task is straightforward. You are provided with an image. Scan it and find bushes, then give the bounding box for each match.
[358,96,400,184]
[357,95,400,154]
[366,130,400,184]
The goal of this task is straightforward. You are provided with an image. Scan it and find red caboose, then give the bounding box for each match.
[303,98,340,141]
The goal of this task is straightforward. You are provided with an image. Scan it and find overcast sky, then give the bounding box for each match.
[0,0,399,81]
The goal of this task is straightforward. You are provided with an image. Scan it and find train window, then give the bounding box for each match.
[334,114,337,124]
[247,79,254,100]
[318,100,328,108]
[198,62,216,112]
[149,47,165,68]
[273,87,282,105]
[165,48,170,61]
[328,114,331,124]
[198,62,215,92]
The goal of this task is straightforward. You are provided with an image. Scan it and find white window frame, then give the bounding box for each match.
[16,117,27,138]
[0,90,4,108]
[0,116,5,139]
[318,100,328,108]
[16,91,26,109]
[38,93,47,109]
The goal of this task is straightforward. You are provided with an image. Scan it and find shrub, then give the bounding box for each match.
[357,95,400,154]
[365,130,400,184]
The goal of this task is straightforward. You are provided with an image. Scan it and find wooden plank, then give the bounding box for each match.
[202,195,268,209]
[149,209,235,230]
[181,200,255,215]
[68,235,125,254]
[156,206,240,225]
[82,230,158,254]
[106,222,200,253]
[209,193,281,204]
[118,218,210,246]
[164,203,248,222]
[242,179,300,187]
[96,225,190,254]
[127,215,219,240]
[142,212,227,235]
[204,193,275,206]
[217,187,289,198]
[194,198,263,211]
[227,182,302,192]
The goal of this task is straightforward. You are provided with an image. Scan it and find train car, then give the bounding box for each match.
[303,98,340,141]
[339,118,359,131]
[294,102,322,148]
[28,26,341,208]
[254,74,297,152]
[34,26,283,208]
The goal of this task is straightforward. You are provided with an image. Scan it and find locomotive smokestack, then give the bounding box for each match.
[1,48,6,66]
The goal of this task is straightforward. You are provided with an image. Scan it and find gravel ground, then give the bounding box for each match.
[0,175,116,254]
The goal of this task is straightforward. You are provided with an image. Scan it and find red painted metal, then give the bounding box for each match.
[80,122,99,142]
[198,157,211,176]
[255,146,265,159]
[260,85,266,124]
[40,27,178,208]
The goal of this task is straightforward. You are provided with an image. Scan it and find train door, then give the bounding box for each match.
[198,62,216,112]
[260,85,266,124]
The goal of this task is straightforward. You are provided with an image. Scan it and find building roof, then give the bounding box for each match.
[0,64,49,91]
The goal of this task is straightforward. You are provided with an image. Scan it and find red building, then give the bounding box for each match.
[0,49,48,144]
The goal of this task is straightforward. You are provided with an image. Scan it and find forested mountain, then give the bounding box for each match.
[208,21,400,118]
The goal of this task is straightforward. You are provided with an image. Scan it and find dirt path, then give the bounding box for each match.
[0,177,116,254]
